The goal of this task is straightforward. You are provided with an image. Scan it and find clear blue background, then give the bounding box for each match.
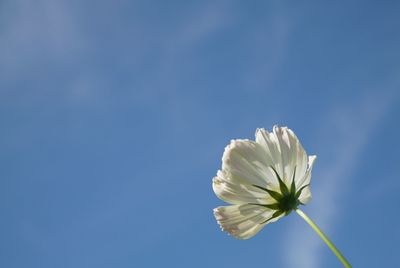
[1,1,399,267]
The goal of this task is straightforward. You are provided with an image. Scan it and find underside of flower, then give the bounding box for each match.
[213,126,316,239]
[253,166,310,215]
[211,127,352,268]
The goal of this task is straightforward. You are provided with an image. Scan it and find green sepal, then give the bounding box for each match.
[270,166,289,195]
[252,184,282,201]
[250,203,280,210]
[260,210,284,224]
[290,166,297,194]
[295,184,310,199]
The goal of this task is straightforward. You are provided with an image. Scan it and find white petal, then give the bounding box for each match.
[214,204,283,239]
[298,185,312,204]
[272,126,305,186]
[286,128,308,185]
[222,139,279,189]
[255,128,283,179]
[256,126,308,188]
[213,170,276,205]
[296,155,317,188]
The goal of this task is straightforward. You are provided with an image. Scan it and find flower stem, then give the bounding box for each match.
[295,209,352,268]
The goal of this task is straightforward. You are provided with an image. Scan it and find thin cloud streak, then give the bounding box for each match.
[284,89,398,268]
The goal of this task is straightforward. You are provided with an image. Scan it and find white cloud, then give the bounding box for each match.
[283,89,399,268]
[241,7,293,92]
[0,0,85,76]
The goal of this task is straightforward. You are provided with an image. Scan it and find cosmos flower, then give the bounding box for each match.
[213,126,316,239]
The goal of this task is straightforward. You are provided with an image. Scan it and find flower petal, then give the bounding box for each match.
[255,128,283,177]
[256,127,308,189]
[222,139,279,189]
[214,204,284,239]
[273,126,308,186]
[286,128,308,185]
[296,155,317,188]
[298,185,312,204]
[213,170,276,205]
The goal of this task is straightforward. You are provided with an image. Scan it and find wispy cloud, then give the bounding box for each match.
[283,88,399,268]
[0,0,85,77]
[241,6,293,92]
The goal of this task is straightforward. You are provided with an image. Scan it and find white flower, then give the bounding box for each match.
[213,126,316,239]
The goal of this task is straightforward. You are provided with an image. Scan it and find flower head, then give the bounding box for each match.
[213,126,316,239]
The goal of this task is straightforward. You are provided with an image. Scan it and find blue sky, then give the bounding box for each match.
[1,1,400,267]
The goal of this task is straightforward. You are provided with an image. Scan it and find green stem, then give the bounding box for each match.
[295,209,352,268]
